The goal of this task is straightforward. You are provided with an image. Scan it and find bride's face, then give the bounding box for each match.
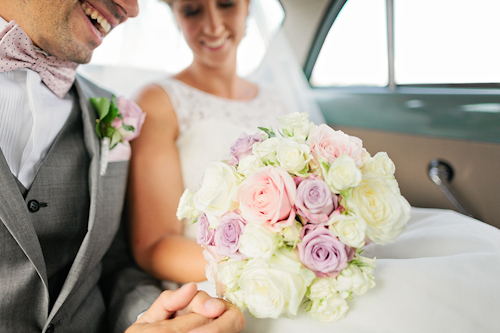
[170,0,250,69]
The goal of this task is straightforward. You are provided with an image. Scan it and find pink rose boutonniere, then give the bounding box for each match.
[90,95,146,175]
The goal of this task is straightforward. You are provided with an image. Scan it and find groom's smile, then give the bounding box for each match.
[0,0,138,64]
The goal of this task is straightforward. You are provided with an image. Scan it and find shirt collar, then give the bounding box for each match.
[0,16,8,30]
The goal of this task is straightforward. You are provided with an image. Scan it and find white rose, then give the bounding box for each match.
[356,255,377,274]
[346,173,410,244]
[193,161,241,218]
[276,138,311,175]
[252,137,280,165]
[307,294,349,323]
[238,250,315,318]
[217,259,247,292]
[225,288,247,312]
[308,277,340,301]
[336,263,376,296]
[279,220,303,248]
[329,213,367,248]
[237,154,264,177]
[239,223,280,259]
[277,112,313,142]
[176,189,200,221]
[360,148,371,166]
[322,154,362,193]
[362,152,396,179]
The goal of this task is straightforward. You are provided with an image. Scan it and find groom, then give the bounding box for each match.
[0,1,244,333]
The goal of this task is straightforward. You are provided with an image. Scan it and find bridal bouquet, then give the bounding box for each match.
[177,112,411,322]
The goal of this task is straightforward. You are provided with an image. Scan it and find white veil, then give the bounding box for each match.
[78,0,324,124]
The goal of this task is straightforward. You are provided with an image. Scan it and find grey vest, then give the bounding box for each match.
[15,94,90,311]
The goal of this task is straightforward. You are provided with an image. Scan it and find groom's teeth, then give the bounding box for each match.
[81,2,111,35]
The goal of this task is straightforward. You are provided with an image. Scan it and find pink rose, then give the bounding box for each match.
[112,96,146,141]
[308,124,363,167]
[295,178,337,224]
[214,211,247,260]
[227,132,263,166]
[197,213,215,246]
[234,166,296,232]
[297,226,354,278]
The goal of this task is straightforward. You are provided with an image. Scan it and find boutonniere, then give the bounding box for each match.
[90,95,146,175]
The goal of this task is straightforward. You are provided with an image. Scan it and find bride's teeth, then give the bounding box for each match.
[85,7,92,15]
[97,16,102,24]
[91,10,99,20]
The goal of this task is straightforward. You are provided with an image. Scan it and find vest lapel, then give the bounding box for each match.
[46,78,102,321]
[0,150,49,295]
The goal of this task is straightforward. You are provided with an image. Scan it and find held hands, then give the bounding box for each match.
[126,283,245,333]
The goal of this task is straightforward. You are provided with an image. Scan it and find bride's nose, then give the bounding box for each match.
[202,6,225,36]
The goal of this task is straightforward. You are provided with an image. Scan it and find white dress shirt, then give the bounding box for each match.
[0,17,73,189]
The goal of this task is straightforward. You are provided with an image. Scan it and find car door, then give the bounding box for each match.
[297,0,500,227]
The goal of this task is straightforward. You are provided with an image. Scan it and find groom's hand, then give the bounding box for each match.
[125,283,245,333]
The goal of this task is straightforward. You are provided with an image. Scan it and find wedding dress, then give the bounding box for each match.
[156,77,500,333]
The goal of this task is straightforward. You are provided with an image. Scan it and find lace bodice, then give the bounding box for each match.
[155,78,288,239]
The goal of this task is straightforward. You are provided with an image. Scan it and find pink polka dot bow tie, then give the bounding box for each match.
[0,20,78,98]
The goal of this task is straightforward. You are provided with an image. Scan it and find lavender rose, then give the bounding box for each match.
[197,213,215,246]
[295,179,337,224]
[228,132,263,166]
[214,212,247,259]
[298,226,354,278]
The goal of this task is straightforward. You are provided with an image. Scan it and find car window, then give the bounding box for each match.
[310,0,388,87]
[310,0,500,87]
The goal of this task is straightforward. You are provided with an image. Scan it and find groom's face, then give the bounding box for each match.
[2,0,139,64]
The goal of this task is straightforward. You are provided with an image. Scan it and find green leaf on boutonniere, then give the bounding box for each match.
[90,97,111,139]
[110,130,122,149]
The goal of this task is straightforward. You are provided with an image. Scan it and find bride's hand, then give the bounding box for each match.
[126,283,245,333]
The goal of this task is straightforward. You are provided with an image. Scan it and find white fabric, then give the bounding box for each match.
[197,207,500,332]
[155,77,289,240]
[0,17,73,189]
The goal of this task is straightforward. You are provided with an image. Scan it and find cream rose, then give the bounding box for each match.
[217,259,247,292]
[362,151,396,179]
[307,294,349,323]
[237,155,264,177]
[193,161,241,218]
[176,189,200,221]
[239,223,280,259]
[322,154,362,193]
[346,173,411,244]
[336,262,376,296]
[279,220,303,248]
[238,250,315,318]
[308,277,340,301]
[276,138,311,175]
[252,137,280,165]
[329,213,367,249]
[277,112,313,142]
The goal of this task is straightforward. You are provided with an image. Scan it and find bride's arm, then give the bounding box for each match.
[127,84,207,283]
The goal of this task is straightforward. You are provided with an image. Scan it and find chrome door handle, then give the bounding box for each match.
[428,159,473,218]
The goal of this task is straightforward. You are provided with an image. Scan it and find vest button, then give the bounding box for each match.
[45,324,55,333]
[28,200,40,213]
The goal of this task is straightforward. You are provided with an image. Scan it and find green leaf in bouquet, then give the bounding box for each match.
[340,188,352,200]
[258,126,276,138]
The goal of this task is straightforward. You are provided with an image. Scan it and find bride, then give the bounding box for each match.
[128,0,500,332]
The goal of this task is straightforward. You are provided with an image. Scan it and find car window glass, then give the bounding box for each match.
[394,0,500,85]
[310,0,388,87]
